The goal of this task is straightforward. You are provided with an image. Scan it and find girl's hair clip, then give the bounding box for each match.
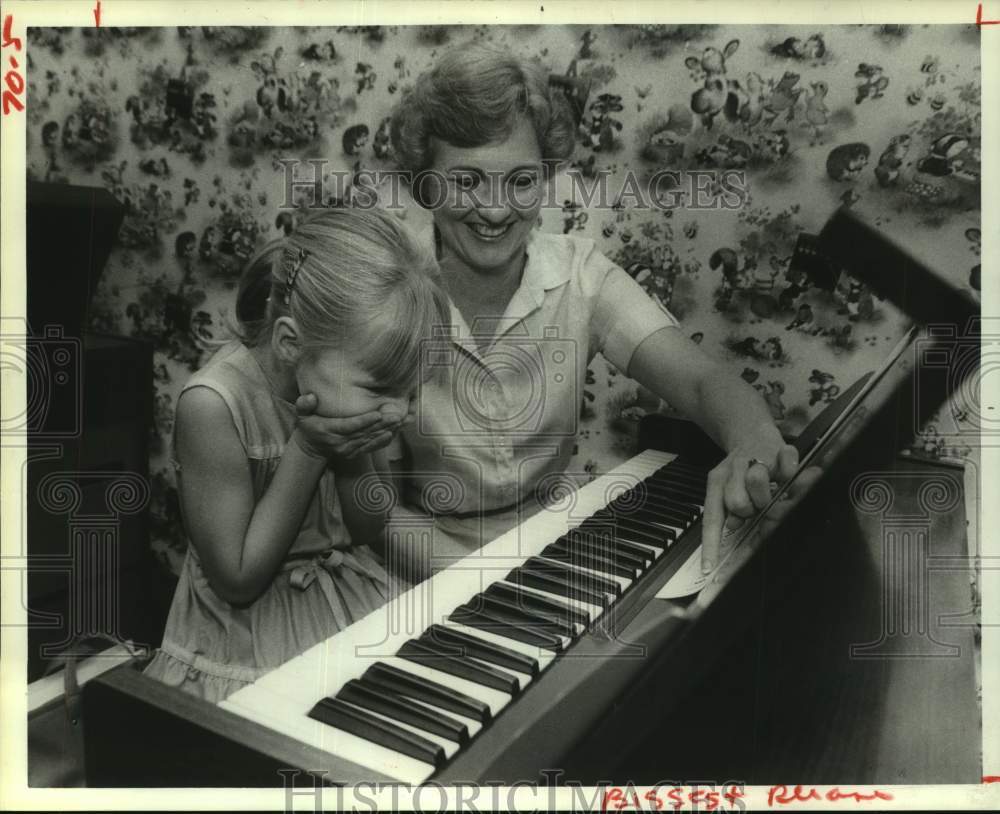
[284,247,310,306]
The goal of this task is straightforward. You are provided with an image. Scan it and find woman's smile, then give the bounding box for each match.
[466,220,516,242]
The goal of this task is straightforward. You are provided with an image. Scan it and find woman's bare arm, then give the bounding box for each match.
[626,327,799,573]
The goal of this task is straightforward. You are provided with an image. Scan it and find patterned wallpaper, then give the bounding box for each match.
[24,24,981,571]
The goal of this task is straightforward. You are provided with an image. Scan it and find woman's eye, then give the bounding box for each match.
[510,174,538,189]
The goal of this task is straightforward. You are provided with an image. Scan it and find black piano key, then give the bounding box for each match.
[362,662,491,724]
[541,537,638,580]
[609,488,692,517]
[611,493,697,526]
[422,624,540,677]
[561,530,649,570]
[586,513,672,547]
[649,462,708,482]
[479,592,579,639]
[486,582,591,630]
[639,498,700,526]
[544,539,642,579]
[451,604,564,651]
[654,461,707,478]
[643,482,706,507]
[614,505,689,533]
[643,477,707,502]
[569,530,657,564]
[508,566,610,610]
[398,638,520,695]
[337,678,469,745]
[650,469,709,494]
[524,556,622,599]
[655,459,709,477]
[598,524,674,552]
[650,463,708,482]
[308,696,445,768]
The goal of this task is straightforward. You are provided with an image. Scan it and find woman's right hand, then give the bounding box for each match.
[292,392,404,461]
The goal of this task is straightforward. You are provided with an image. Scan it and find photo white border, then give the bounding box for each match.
[1,1,996,810]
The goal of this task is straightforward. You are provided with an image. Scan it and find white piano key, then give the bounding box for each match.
[539,629,572,650]
[536,555,632,592]
[497,579,604,623]
[443,620,557,669]
[337,699,459,759]
[382,656,511,716]
[645,518,685,536]
[251,657,318,696]
[406,696,483,737]
[615,537,663,559]
[254,649,348,700]
[527,560,617,606]
[220,684,436,786]
[467,655,533,685]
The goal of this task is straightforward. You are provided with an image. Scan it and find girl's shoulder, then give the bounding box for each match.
[178,341,291,453]
[183,341,264,400]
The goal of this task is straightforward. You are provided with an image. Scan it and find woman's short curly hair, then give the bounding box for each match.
[390,41,576,174]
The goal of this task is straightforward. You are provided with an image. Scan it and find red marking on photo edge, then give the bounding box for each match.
[93,0,101,27]
[2,14,22,50]
[983,776,1000,783]
[977,3,1000,24]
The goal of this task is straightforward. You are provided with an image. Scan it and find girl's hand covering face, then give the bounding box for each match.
[292,392,403,461]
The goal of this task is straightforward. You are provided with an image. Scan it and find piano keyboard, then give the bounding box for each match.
[219,449,708,784]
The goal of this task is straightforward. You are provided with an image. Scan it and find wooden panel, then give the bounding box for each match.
[604,457,980,785]
[83,664,395,787]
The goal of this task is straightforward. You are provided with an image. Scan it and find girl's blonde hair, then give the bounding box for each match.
[236,207,450,393]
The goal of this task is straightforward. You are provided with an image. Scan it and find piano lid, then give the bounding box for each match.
[816,202,980,331]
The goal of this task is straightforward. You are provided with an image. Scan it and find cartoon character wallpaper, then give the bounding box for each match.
[25,24,981,568]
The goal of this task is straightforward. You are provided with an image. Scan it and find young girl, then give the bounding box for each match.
[143,207,450,702]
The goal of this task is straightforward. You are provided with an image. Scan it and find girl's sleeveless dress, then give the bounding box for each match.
[143,341,400,703]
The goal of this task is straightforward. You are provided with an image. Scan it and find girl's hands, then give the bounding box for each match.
[701,429,800,574]
[291,393,407,462]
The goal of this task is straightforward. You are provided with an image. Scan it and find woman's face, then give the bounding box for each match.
[425,116,544,275]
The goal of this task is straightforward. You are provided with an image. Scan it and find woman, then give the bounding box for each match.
[301,42,798,582]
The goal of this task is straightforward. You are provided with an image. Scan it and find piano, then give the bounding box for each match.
[82,207,982,786]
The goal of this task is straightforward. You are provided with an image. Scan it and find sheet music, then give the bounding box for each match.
[655,534,741,599]
[655,544,709,599]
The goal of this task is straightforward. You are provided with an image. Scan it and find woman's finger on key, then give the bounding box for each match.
[776,444,799,482]
[744,458,772,510]
[723,461,756,520]
[701,465,727,574]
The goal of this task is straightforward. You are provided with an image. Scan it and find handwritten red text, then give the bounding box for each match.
[2,14,24,115]
[767,784,893,806]
[601,784,746,812]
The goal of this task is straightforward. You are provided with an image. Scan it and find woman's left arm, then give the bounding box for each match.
[627,326,799,574]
